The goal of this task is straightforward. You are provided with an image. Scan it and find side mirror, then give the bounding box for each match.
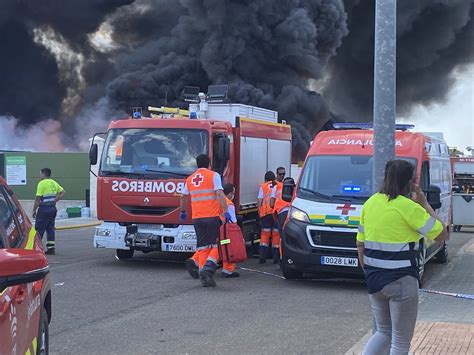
[424,184,442,210]
[218,137,230,161]
[0,249,49,292]
[89,143,98,165]
[282,177,296,202]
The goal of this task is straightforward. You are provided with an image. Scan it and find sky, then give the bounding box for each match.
[401,64,474,151]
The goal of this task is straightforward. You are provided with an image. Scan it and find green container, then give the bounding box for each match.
[66,207,81,218]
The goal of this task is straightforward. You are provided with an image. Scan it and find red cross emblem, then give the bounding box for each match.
[192,173,204,187]
[336,203,356,215]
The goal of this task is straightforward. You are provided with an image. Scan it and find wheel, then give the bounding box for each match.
[418,244,426,286]
[116,249,134,260]
[281,262,303,280]
[434,241,448,264]
[37,307,49,355]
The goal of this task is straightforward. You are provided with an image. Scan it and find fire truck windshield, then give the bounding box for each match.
[297,155,416,203]
[100,128,208,179]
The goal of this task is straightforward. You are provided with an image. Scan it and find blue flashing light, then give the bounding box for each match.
[332,123,415,131]
[342,185,362,193]
[133,111,142,119]
[190,112,198,119]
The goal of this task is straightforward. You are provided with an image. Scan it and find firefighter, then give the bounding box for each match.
[186,183,240,278]
[220,183,240,277]
[271,177,291,243]
[32,168,65,255]
[258,171,279,264]
[180,154,229,287]
[276,166,286,183]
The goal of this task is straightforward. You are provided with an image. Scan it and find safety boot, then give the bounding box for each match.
[222,271,240,278]
[45,248,55,255]
[200,270,216,287]
[272,248,280,264]
[259,246,268,264]
[185,258,199,279]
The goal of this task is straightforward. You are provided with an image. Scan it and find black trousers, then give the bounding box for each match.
[35,205,57,249]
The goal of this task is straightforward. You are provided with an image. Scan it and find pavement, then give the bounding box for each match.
[346,229,474,355]
[44,225,474,354]
[31,216,101,230]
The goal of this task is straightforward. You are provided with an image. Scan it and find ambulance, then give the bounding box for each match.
[281,123,451,280]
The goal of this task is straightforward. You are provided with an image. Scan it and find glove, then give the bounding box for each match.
[179,211,187,221]
[225,212,232,222]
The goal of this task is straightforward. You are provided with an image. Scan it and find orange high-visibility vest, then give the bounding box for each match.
[273,182,290,214]
[185,168,221,219]
[259,182,274,217]
[220,196,233,222]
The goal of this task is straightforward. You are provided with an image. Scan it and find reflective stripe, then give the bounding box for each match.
[358,225,364,233]
[418,216,436,235]
[191,195,217,202]
[272,245,279,249]
[260,243,269,246]
[25,227,37,250]
[364,256,412,269]
[196,245,211,251]
[364,240,412,252]
[190,189,214,195]
[262,228,271,232]
[207,257,218,264]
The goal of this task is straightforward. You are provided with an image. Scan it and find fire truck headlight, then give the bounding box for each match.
[96,228,112,237]
[289,206,310,223]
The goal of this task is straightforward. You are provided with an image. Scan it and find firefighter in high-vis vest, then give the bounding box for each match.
[271,177,291,239]
[257,171,279,264]
[180,154,229,287]
[32,168,66,255]
[187,183,240,278]
[356,160,448,355]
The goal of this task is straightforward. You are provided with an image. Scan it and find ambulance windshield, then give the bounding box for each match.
[100,128,208,179]
[297,155,416,203]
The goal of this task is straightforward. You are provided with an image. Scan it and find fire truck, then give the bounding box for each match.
[281,124,451,280]
[90,86,292,259]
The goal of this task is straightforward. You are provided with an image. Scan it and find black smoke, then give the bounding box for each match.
[0,0,472,157]
[325,0,474,119]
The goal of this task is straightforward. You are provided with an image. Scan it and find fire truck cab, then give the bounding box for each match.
[281,124,451,280]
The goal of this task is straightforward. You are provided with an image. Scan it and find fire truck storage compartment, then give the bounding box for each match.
[239,136,291,208]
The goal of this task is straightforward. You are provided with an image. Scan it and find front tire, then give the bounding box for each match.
[434,241,448,264]
[37,307,49,355]
[116,249,134,260]
[281,262,303,280]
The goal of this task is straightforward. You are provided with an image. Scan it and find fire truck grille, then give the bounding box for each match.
[309,230,356,249]
[120,205,175,216]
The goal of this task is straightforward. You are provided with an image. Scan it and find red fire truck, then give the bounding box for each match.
[90,88,292,259]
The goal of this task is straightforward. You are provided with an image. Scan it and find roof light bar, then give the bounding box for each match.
[332,123,415,131]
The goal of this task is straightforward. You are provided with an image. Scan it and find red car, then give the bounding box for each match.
[0,176,51,355]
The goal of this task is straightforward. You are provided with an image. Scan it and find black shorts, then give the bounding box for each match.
[260,214,277,229]
[193,217,222,248]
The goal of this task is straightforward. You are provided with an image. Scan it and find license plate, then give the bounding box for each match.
[320,256,358,267]
[163,244,196,252]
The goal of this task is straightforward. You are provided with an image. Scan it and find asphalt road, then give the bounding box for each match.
[46,228,470,354]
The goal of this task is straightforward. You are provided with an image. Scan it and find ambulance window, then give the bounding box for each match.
[0,187,22,248]
[421,162,430,189]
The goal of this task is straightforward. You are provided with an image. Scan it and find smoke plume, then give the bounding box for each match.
[0,0,472,156]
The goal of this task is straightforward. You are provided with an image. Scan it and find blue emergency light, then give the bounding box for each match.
[333,123,415,131]
[133,111,142,119]
[342,185,362,193]
[190,112,198,119]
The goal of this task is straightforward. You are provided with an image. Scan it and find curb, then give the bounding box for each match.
[345,330,371,355]
[56,221,101,231]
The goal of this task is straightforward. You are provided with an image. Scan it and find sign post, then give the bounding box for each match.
[6,156,27,185]
[372,0,397,193]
